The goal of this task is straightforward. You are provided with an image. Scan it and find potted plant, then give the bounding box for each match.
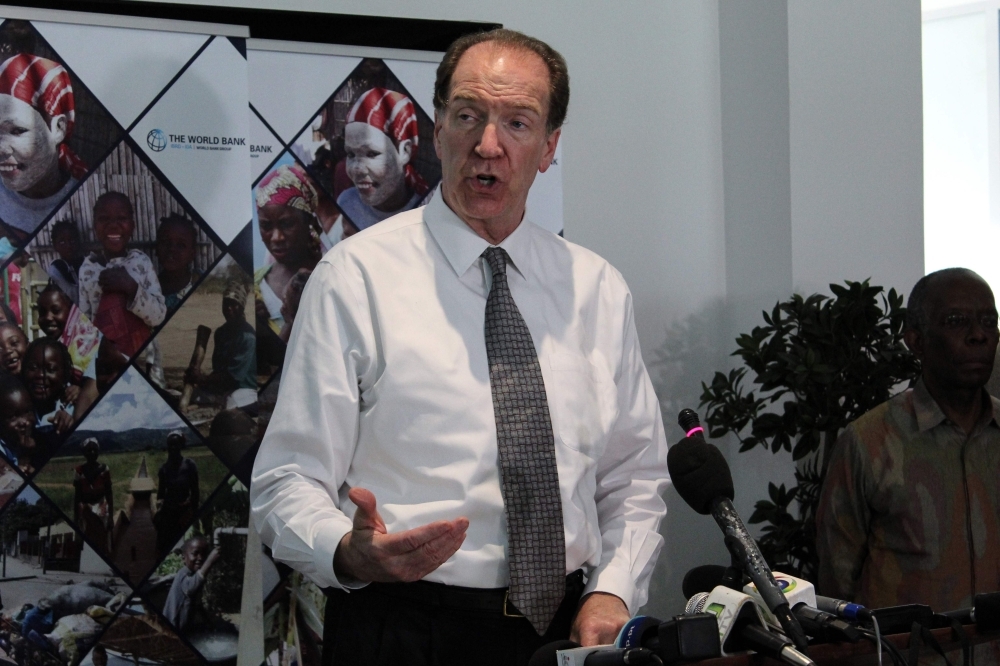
[698,280,919,579]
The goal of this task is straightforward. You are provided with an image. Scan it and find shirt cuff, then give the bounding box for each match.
[582,564,639,615]
[311,516,367,592]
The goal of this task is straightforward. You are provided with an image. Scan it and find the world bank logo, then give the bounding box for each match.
[147,128,167,152]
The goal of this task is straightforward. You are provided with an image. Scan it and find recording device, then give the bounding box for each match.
[940,592,1000,632]
[533,642,660,666]
[685,586,815,666]
[869,604,933,636]
[616,613,721,663]
[684,565,861,644]
[669,409,810,652]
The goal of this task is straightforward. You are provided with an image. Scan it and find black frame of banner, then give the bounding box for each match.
[0,0,499,50]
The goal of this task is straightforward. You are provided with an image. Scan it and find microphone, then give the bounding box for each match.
[530,642,659,666]
[684,586,815,666]
[793,604,862,643]
[941,592,1000,632]
[682,564,746,598]
[669,409,810,652]
[583,648,661,665]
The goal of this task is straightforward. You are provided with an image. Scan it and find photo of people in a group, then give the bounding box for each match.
[143,254,255,439]
[76,594,201,666]
[285,57,440,246]
[0,20,121,253]
[0,483,132,666]
[140,476,247,664]
[25,139,224,365]
[30,366,230,586]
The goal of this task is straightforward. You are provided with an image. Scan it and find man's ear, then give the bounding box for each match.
[397,138,414,167]
[904,328,923,359]
[433,111,443,161]
[538,127,561,173]
[48,114,68,144]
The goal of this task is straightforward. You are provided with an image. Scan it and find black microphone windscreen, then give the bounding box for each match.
[528,640,581,666]
[682,564,728,599]
[667,437,735,515]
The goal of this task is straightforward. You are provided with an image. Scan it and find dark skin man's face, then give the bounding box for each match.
[905,274,999,392]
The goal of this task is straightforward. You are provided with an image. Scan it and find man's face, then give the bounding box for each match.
[906,275,999,392]
[52,228,80,262]
[434,43,560,232]
[222,297,243,323]
[344,122,410,211]
[167,434,185,457]
[93,198,135,257]
[0,94,65,195]
[24,344,66,403]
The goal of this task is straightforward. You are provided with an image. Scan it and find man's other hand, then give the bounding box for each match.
[334,487,469,583]
[571,592,630,647]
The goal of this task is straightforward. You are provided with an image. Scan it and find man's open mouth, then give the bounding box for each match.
[476,175,497,186]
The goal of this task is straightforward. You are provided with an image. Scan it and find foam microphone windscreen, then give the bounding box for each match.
[528,640,581,666]
[667,437,735,515]
[682,564,728,599]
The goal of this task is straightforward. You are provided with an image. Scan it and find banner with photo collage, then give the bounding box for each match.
[0,7,254,666]
[246,38,564,666]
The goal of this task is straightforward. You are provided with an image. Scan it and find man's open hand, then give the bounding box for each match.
[334,487,469,583]
[571,592,631,646]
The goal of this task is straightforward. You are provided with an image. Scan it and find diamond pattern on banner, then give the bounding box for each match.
[249,107,285,183]
[24,138,226,371]
[140,475,248,658]
[32,21,210,130]
[0,20,123,243]
[382,57,438,119]
[130,37,251,245]
[144,253,256,449]
[31,365,233,586]
[0,483,134,661]
[80,594,203,665]
[284,58,441,238]
[248,49,361,144]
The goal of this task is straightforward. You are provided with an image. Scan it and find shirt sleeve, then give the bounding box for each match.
[581,286,670,613]
[816,426,872,601]
[125,252,167,327]
[250,259,374,590]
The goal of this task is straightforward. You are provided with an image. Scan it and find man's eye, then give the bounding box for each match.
[943,314,970,328]
[366,151,380,159]
[981,315,999,329]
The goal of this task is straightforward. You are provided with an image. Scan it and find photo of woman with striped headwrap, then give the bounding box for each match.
[0,53,88,238]
[338,87,431,233]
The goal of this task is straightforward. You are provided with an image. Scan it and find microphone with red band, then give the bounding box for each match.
[669,409,810,653]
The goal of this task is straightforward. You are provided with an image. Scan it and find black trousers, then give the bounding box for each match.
[322,572,584,666]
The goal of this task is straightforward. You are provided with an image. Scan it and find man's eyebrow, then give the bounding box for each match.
[448,92,543,115]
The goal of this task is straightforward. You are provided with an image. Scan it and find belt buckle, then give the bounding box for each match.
[503,589,524,618]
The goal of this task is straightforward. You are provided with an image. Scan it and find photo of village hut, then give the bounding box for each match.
[0,484,130,666]
[77,595,200,666]
[145,254,254,439]
[31,366,229,586]
[140,475,247,664]
[263,571,325,666]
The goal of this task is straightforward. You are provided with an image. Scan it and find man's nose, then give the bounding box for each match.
[475,123,503,159]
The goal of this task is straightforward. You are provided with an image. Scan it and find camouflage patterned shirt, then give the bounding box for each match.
[816,379,1000,611]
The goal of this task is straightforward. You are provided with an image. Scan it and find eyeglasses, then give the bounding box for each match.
[940,313,999,331]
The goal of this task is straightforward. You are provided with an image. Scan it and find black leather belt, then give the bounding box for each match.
[363,570,585,618]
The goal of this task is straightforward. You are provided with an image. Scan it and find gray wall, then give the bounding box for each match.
[159,0,924,617]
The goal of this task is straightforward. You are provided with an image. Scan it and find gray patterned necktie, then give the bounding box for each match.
[482,246,566,635]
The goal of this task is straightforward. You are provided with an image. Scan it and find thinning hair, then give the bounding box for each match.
[906,267,986,332]
[433,28,570,134]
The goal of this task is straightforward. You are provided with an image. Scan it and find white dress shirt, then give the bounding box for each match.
[250,193,670,612]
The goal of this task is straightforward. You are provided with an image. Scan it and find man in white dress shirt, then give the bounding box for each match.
[251,29,670,665]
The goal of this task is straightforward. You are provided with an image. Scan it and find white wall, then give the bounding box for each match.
[156,0,924,617]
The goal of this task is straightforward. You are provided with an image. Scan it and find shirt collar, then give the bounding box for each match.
[423,190,534,279]
[912,377,999,433]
